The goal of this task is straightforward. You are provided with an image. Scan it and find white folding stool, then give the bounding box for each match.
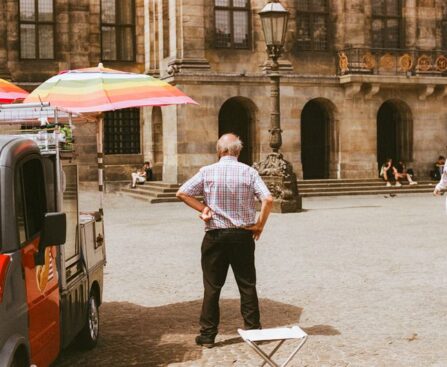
[238,326,308,367]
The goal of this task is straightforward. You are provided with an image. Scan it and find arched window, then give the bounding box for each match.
[19,0,55,59]
[104,108,140,154]
[295,0,329,51]
[101,0,135,61]
[371,0,402,49]
[214,0,250,49]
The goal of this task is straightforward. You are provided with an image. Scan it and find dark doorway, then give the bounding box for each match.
[218,99,252,165]
[377,100,413,170]
[301,100,330,179]
[377,102,398,168]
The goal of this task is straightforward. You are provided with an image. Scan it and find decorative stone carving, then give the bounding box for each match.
[338,51,349,74]
[253,152,301,212]
[416,55,432,72]
[344,82,362,99]
[362,52,376,70]
[365,83,380,100]
[435,55,447,72]
[399,54,413,72]
[418,84,436,101]
[380,53,395,70]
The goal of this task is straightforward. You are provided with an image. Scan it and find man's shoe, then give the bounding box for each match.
[195,335,215,348]
[386,182,392,187]
[410,181,418,185]
[395,182,402,187]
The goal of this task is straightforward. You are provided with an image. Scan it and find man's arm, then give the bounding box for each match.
[176,171,212,221]
[245,196,273,240]
[434,166,447,195]
[176,191,212,222]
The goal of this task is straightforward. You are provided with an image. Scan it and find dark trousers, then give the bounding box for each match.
[200,229,260,338]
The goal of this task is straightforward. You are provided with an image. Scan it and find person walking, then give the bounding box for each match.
[176,133,273,348]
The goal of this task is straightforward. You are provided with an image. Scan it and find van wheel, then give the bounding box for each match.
[79,292,99,349]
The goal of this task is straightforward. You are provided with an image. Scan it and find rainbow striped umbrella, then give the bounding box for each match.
[24,63,197,112]
[0,78,29,103]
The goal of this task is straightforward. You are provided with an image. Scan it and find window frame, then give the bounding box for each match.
[100,0,137,62]
[295,0,330,52]
[104,108,141,155]
[213,0,251,49]
[371,0,403,49]
[18,0,56,60]
[14,155,48,247]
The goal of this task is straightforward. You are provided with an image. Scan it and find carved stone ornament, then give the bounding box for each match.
[380,53,395,70]
[338,51,349,73]
[362,52,376,70]
[417,55,432,71]
[435,55,447,72]
[399,54,413,72]
[253,152,299,201]
[253,152,293,179]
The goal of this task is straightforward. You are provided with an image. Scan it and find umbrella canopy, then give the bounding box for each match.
[24,63,197,113]
[0,78,29,103]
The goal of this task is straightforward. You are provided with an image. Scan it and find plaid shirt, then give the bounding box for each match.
[179,156,271,231]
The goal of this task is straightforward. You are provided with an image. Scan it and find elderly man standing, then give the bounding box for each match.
[176,133,273,348]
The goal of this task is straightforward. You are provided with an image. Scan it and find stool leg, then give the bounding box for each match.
[260,340,285,367]
[280,336,308,367]
[245,340,279,367]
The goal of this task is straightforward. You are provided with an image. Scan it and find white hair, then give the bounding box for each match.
[216,134,243,156]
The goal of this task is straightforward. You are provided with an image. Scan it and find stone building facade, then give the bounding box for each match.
[0,0,146,182]
[144,0,447,183]
[1,1,447,185]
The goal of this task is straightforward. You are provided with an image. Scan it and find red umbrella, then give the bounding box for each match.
[0,78,29,103]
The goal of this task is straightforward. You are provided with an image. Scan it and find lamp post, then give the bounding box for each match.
[254,0,301,213]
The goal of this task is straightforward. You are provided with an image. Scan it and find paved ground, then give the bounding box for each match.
[54,192,447,367]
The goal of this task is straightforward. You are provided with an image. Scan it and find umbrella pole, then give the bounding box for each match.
[97,115,104,214]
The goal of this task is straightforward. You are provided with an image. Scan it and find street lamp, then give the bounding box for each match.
[254,0,301,213]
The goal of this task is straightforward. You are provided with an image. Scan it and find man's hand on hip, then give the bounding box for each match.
[199,206,213,222]
[245,222,263,240]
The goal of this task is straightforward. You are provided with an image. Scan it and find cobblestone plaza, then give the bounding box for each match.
[54,192,447,366]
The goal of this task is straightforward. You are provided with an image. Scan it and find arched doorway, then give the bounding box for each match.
[152,106,163,180]
[218,98,254,165]
[377,100,413,169]
[301,100,332,179]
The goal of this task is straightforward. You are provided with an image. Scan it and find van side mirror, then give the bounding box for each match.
[35,212,66,266]
[39,212,66,248]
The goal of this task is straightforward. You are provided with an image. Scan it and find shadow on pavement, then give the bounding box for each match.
[54,298,339,367]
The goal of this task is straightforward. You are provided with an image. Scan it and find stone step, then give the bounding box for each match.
[300,187,433,197]
[298,180,434,189]
[299,183,434,193]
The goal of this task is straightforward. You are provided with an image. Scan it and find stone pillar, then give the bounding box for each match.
[161,105,178,183]
[404,0,417,48]
[69,1,91,68]
[415,0,437,50]
[344,0,366,47]
[166,0,210,76]
[0,0,10,78]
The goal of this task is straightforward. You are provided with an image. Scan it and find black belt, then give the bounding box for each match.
[208,228,251,234]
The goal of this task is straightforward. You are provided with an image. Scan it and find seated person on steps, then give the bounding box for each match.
[431,155,445,181]
[395,160,417,186]
[131,161,152,188]
[380,158,417,187]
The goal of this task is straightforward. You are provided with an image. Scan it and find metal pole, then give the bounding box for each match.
[97,115,104,214]
[268,52,283,153]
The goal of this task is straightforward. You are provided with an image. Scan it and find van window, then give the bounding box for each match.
[15,158,47,244]
[62,165,79,261]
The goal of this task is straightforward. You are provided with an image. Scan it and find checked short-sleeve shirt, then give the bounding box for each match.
[179,156,271,231]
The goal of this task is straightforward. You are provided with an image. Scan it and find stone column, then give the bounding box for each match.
[343,0,366,47]
[0,0,9,78]
[166,0,210,77]
[404,0,417,48]
[68,1,91,68]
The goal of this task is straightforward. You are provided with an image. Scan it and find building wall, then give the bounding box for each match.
[143,0,447,183]
[0,0,146,183]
